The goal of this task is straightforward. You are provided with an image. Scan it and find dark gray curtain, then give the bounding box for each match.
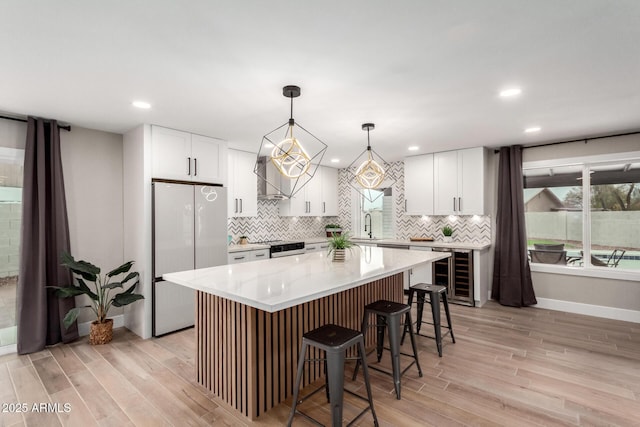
[491,145,537,307]
[17,117,77,354]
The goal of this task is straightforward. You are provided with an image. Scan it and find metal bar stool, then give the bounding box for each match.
[287,324,379,427]
[352,300,422,400]
[402,283,455,357]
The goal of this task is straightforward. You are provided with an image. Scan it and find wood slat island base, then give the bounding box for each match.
[195,273,403,420]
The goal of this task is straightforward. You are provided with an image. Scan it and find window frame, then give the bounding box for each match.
[523,150,640,281]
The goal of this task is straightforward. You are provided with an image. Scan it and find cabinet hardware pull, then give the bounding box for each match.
[458,197,461,212]
[239,199,243,213]
[234,256,245,260]
[187,157,191,175]
[194,158,197,176]
[453,197,456,212]
[255,253,265,257]
[323,202,325,213]
[235,198,238,213]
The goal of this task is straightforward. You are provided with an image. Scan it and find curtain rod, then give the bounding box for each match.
[0,115,71,131]
[493,130,640,154]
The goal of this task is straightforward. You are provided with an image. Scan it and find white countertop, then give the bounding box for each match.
[228,243,270,253]
[164,246,450,312]
[304,237,331,244]
[352,238,491,251]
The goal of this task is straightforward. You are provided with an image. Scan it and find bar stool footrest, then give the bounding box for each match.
[363,347,422,378]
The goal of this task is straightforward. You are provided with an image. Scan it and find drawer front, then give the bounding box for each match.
[250,249,270,260]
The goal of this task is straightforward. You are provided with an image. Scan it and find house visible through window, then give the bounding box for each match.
[523,160,640,271]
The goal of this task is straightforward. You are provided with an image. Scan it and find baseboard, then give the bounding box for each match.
[0,344,17,356]
[78,314,125,337]
[534,298,640,324]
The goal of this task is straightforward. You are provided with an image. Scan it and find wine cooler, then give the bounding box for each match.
[431,248,474,306]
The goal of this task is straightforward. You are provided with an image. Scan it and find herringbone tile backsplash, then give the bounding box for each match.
[227,201,339,244]
[228,161,491,244]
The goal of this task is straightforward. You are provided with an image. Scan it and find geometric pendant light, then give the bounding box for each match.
[347,123,397,202]
[255,85,327,198]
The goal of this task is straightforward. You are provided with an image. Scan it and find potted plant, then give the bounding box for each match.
[327,231,355,262]
[325,224,342,237]
[239,235,249,245]
[442,225,454,243]
[51,252,144,345]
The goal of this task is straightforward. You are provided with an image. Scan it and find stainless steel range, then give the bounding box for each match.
[257,240,306,258]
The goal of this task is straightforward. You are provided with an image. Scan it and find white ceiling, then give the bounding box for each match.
[1,1,639,165]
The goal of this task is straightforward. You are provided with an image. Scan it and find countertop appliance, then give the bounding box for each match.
[152,180,227,336]
[254,240,306,257]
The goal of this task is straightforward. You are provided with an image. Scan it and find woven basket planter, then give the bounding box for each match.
[89,318,113,345]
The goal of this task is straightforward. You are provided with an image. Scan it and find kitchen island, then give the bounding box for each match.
[163,246,450,420]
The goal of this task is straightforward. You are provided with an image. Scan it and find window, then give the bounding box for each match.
[0,146,23,350]
[524,157,640,273]
[358,188,394,239]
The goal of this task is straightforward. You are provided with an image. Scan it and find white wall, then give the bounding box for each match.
[60,126,124,323]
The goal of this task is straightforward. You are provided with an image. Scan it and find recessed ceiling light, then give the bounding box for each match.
[524,126,541,133]
[330,158,340,163]
[408,146,419,151]
[499,88,522,98]
[132,100,151,109]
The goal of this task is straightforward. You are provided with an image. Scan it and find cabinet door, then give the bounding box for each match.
[191,134,226,185]
[409,246,432,287]
[234,151,257,217]
[278,171,322,216]
[152,127,192,180]
[404,154,434,215]
[433,150,459,215]
[458,147,485,215]
[227,151,238,217]
[321,166,338,216]
[306,167,323,216]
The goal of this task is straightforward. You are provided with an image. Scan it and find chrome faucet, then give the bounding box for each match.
[364,213,373,238]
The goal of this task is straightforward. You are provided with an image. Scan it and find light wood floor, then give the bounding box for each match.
[2,301,640,426]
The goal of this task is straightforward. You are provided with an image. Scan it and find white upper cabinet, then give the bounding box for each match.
[433,147,486,215]
[279,165,338,217]
[191,134,226,184]
[227,149,258,217]
[306,167,323,216]
[152,126,227,184]
[321,167,338,216]
[404,154,434,215]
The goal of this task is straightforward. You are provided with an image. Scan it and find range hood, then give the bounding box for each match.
[256,156,289,200]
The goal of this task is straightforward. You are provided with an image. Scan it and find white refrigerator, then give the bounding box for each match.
[152,181,228,336]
